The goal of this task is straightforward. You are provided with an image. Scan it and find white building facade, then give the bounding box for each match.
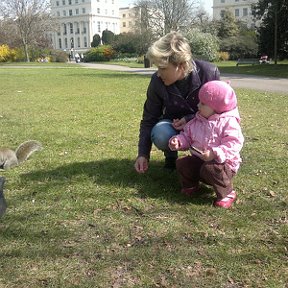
[50,0,120,54]
[213,0,259,28]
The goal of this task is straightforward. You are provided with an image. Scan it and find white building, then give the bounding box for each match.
[213,0,259,28]
[50,0,120,54]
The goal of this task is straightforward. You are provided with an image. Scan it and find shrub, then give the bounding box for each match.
[218,51,230,61]
[0,44,15,62]
[49,50,69,62]
[84,45,115,62]
[186,29,219,62]
[91,34,101,47]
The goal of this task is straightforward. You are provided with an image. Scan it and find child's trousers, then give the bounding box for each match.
[176,155,235,199]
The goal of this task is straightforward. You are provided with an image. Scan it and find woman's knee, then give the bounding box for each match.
[151,119,178,151]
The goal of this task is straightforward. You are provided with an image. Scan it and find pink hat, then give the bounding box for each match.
[199,80,237,113]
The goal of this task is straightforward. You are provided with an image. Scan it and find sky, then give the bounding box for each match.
[119,0,213,15]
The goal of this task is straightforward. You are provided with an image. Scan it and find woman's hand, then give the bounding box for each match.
[169,137,180,151]
[134,156,149,173]
[172,117,186,131]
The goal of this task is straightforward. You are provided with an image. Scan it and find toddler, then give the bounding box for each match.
[169,80,244,208]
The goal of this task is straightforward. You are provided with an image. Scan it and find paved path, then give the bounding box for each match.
[79,62,288,94]
[1,63,287,93]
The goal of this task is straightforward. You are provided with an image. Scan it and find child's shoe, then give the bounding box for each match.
[181,186,199,197]
[214,190,237,209]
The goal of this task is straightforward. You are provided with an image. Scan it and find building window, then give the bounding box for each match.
[82,8,86,13]
[63,10,66,16]
[56,1,60,6]
[84,36,87,47]
[64,38,68,48]
[122,13,126,18]
[63,23,67,35]
[123,22,126,27]
[221,0,225,3]
[75,0,78,3]
[68,0,72,4]
[75,23,79,34]
[243,8,248,16]
[62,0,66,5]
[69,9,72,16]
[77,37,80,48]
[220,10,225,17]
[70,37,74,48]
[97,8,100,13]
[97,21,101,32]
[58,38,62,49]
[76,8,79,14]
[70,23,73,33]
[235,9,239,17]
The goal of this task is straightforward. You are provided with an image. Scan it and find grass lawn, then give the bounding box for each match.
[0,65,287,287]
[103,59,288,78]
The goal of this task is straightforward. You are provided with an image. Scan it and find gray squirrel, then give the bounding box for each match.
[0,140,42,170]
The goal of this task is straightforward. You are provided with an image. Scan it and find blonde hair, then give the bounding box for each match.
[146,31,193,76]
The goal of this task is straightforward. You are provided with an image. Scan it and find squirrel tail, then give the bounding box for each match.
[15,140,43,164]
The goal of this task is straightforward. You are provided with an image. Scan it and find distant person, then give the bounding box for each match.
[134,31,220,173]
[260,54,269,64]
[169,81,244,208]
[75,53,80,63]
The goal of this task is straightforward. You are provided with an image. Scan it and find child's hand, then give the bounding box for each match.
[201,149,215,161]
[169,137,180,151]
[172,118,186,131]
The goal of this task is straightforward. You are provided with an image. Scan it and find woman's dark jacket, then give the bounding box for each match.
[138,59,220,159]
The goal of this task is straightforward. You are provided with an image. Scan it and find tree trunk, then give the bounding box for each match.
[273,5,278,65]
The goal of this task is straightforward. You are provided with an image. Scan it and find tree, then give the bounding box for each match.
[102,30,115,45]
[135,0,199,36]
[0,18,20,48]
[91,34,101,47]
[214,10,258,59]
[253,0,288,63]
[216,9,239,38]
[112,33,139,55]
[0,0,54,62]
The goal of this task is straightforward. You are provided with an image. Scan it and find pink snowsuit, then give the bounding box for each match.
[173,107,244,172]
[170,107,244,199]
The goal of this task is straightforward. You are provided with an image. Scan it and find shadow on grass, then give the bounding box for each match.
[21,158,214,206]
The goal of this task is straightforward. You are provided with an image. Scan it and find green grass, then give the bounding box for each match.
[0,65,287,287]
[103,59,288,78]
[217,62,288,78]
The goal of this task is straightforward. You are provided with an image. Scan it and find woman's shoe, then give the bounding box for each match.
[214,190,237,209]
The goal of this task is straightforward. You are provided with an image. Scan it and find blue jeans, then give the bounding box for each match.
[151,119,178,159]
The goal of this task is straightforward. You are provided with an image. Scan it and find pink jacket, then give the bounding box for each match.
[172,108,244,172]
